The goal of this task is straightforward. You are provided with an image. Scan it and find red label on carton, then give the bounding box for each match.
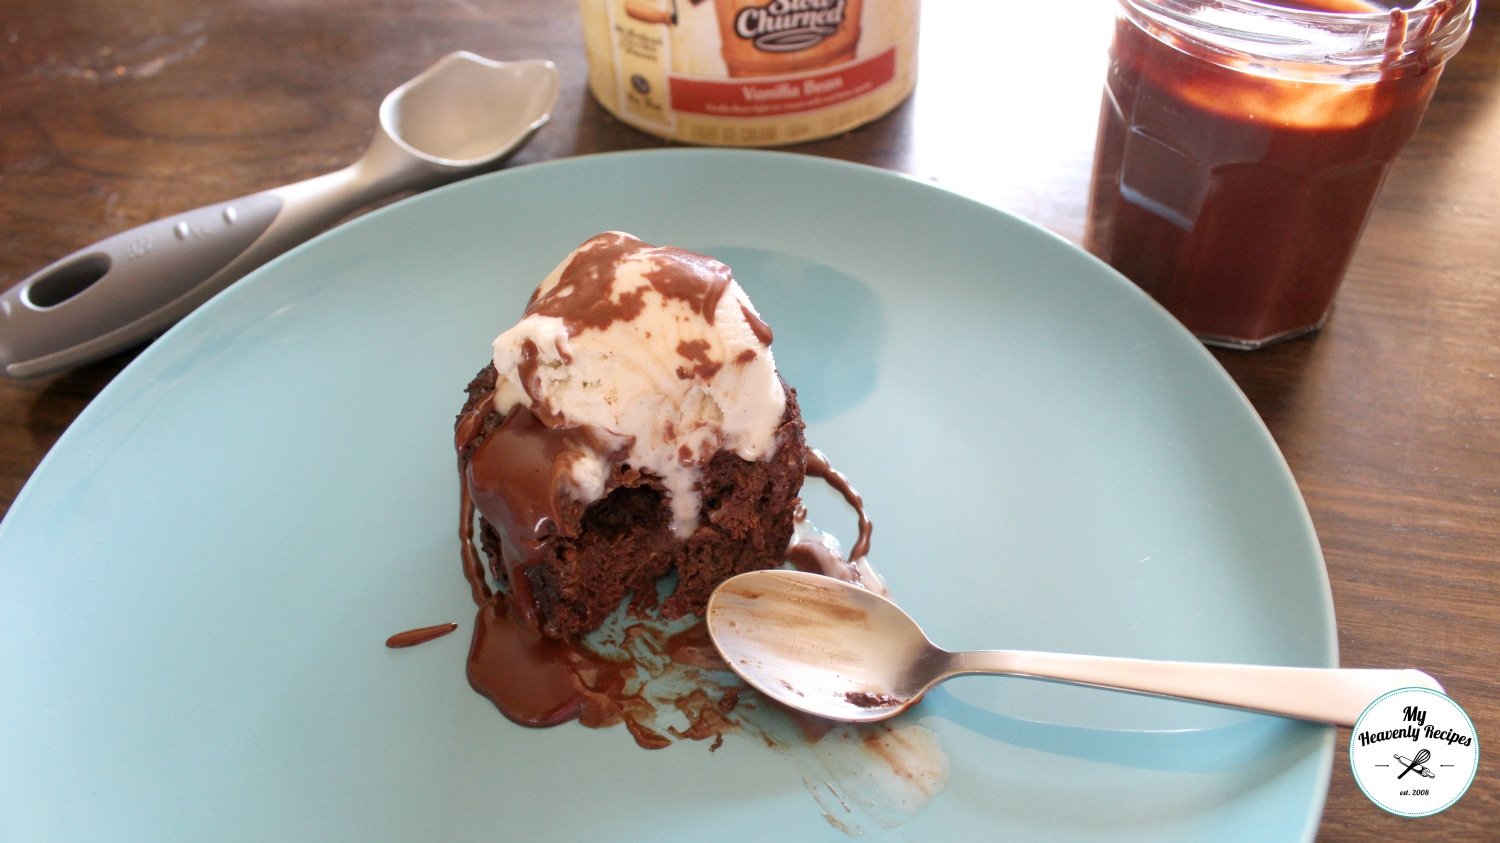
[667,47,897,117]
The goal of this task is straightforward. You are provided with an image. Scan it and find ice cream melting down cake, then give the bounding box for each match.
[453,231,874,731]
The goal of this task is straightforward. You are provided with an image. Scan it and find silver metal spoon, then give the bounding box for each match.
[706,569,1442,726]
[0,51,559,379]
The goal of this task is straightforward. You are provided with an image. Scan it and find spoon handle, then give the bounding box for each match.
[945,650,1441,726]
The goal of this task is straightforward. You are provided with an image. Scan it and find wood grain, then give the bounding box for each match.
[2,2,1495,838]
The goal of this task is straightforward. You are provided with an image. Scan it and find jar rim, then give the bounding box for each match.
[1117,0,1475,80]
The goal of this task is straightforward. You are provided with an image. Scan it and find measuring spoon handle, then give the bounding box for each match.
[0,131,433,379]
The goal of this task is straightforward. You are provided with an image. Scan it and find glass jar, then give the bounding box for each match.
[1084,0,1475,349]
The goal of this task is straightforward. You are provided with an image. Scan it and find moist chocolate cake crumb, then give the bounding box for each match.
[458,363,806,638]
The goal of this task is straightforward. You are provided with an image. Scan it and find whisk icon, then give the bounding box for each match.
[1394,749,1435,779]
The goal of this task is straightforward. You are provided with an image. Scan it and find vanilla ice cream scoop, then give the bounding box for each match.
[490,231,787,536]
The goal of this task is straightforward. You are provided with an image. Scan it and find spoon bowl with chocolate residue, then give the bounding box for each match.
[707,570,1442,726]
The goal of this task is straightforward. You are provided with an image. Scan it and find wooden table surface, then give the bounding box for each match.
[2,1,1495,839]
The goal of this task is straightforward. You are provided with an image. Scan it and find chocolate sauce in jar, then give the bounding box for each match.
[1084,0,1474,348]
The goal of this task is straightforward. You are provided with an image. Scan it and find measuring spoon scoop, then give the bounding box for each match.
[0,52,558,378]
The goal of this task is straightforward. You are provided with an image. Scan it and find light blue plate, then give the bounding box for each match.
[0,150,1334,841]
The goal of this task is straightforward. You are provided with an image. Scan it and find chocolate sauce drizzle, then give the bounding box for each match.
[803,448,872,561]
[528,232,734,336]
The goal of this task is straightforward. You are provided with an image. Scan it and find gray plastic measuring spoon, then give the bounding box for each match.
[0,52,558,378]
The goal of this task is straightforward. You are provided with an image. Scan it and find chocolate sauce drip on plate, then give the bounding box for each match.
[466,598,588,727]
[385,622,459,649]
